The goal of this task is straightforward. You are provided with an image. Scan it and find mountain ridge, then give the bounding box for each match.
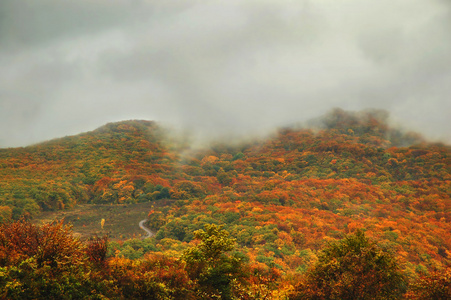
[0,109,450,278]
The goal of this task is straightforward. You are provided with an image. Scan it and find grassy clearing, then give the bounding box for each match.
[33,202,155,240]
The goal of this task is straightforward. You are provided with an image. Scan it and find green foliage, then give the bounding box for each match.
[156,218,190,241]
[0,257,107,300]
[0,205,12,223]
[140,183,170,202]
[108,238,158,260]
[232,152,245,161]
[182,224,245,300]
[291,230,407,300]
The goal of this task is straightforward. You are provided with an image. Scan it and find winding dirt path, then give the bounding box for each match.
[139,219,155,239]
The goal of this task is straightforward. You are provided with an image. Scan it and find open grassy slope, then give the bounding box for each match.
[33,202,154,240]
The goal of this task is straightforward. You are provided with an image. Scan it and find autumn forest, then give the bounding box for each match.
[0,108,450,299]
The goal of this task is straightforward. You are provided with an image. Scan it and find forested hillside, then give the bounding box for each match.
[0,120,175,218]
[1,109,450,298]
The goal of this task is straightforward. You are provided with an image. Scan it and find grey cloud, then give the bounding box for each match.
[0,0,149,50]
[0,0,450,147]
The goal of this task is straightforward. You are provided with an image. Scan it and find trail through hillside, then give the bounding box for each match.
[139,219,155,239]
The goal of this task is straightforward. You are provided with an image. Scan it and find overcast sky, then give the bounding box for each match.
[1,0,450,147]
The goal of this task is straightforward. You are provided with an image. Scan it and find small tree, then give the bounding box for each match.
[291,229,406,300]
[182,224,244,300]
[85,235,108,267]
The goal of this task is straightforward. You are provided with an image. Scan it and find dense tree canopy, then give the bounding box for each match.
[0,109,450,298]
[182,224,245,299]
[290,230,406,299]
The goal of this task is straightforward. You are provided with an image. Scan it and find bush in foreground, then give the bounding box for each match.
[290,230,407,300]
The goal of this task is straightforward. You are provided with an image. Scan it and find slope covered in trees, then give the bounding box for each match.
[0,109,450,295]
[2,219,449,299]
[0,120,177,219]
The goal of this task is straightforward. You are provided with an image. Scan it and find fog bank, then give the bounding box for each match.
[1,0,450,147]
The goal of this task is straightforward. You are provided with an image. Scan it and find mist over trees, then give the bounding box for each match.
[0,109,450,298]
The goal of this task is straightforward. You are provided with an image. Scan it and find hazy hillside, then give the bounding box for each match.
[0,120,176,218]
[1,109,450,278]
